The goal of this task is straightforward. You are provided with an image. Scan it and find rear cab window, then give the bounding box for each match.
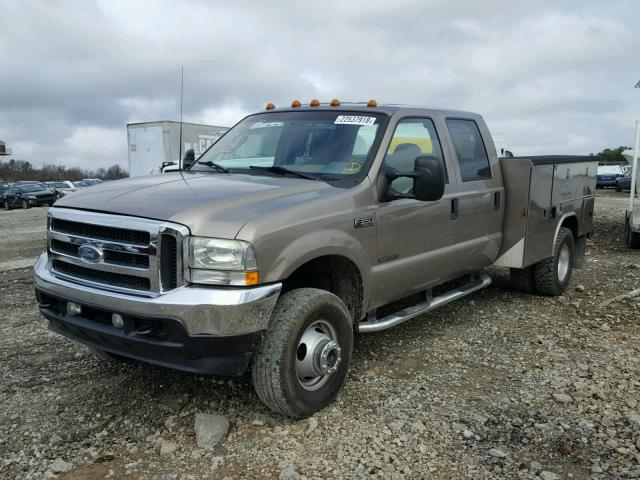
[446,119,492,182]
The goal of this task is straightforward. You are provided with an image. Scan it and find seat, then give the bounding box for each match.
[390,143,422,172]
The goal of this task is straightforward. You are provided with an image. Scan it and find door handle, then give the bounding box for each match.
[494,191,501,210]
[450,198,459,220]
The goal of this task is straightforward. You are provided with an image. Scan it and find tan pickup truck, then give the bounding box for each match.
[34,101,597,417]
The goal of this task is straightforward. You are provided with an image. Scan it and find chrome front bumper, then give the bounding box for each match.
[34,253,281,336]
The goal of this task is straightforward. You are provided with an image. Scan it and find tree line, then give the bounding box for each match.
[0,159,129,182]
[590,146,632,164]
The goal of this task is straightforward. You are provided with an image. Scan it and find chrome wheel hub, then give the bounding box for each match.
[557,243,570,282]
[296,320,342,391]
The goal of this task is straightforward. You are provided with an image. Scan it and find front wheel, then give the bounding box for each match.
[21,199,30,209]
[534,227,574,296]
[252,288,353,418]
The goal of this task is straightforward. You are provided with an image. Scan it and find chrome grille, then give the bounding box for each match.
[47,208,188,296]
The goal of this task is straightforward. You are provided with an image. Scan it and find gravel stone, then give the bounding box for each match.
[194,413,230,449]
[488,448,507,458]
[49,458,73,473]
[539,471,560,480]
[552,393,573,403]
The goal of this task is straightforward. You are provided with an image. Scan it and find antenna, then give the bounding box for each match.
[178,66,184,169]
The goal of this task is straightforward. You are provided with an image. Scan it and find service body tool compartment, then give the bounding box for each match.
[494,156,597,269]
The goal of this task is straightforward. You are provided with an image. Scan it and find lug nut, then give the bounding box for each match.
[66,302,82,316]
[111,313,124,329]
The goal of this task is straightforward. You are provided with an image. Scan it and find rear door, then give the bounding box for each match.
[442,118,504,271]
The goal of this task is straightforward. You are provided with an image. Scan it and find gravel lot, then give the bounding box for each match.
[1,192,639,480]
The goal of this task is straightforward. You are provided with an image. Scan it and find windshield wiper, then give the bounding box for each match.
[196,161,230,173]
[249,165,318,180]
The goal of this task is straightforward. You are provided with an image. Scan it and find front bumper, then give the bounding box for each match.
[34,253,281,375]
[28,196,55,205]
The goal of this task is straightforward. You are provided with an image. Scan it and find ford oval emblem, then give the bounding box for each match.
[78,244,103,263]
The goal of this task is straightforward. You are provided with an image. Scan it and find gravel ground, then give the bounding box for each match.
[0,191,639,480]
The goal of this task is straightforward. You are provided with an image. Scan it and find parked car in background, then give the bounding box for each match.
[615,171,634,192]
[81,178,104,186]
[0,183,8,208]
[4,184,56,209]
[45,181,79,198]
[596,165,626,188]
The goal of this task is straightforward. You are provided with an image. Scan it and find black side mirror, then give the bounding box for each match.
[182,149,196,170]
[378,155,445,202]
[413,156,445,201]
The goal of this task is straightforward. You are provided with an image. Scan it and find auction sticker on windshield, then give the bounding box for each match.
[334,115,377,126]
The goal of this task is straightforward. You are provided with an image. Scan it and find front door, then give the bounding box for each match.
[372,117,460,306]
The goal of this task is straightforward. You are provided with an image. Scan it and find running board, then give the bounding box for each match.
[357,273,492,333]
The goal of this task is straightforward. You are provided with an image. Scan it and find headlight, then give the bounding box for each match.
[187,237,258,286]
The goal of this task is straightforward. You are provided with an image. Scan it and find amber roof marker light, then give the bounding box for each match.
[309,99,320,107]
[291,100,301,108]
[265,102,276,110]
[330,98,341,107]
[367,99,378,108]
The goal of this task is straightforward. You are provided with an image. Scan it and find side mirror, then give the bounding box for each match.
[182,149,196,170]
[413,155,445,201]
[378,155,445,202]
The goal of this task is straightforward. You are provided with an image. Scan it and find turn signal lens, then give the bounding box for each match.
[291,100,301,108]
[309,99,320,107]
[245,271,260,285]
[367,99,378,107]
[330,98,340,106]
[265,102,276,110]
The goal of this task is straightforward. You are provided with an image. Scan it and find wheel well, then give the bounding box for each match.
[282,255,364,322]
[560,215,579,239]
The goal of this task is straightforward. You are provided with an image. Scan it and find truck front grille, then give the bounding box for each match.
[51,218,151,245]
[52,260,151,291]
[48,208,188,295]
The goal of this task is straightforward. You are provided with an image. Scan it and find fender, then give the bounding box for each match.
[553,212,577,255]
[262,228,370,285]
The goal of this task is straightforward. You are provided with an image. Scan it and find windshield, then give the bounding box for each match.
[20,185,42,193]
[192,110,387,183]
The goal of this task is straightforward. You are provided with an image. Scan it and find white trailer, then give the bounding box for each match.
[127,121,228,177]
[624,121,640,248]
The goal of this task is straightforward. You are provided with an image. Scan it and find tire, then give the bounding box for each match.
[90,347,135,363]
[3,201,10,211]
[625,217,640,249]
[615,185,622,192]
[21,199,30,209]
[252,288,353,418]
[510,266,536,294]
[534,227,574,296]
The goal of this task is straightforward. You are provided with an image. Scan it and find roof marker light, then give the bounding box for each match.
[265,102,276,110]
[330,98,341,107]
[367,99,378,108]
[309,99,320,107]
[291,100,301,108]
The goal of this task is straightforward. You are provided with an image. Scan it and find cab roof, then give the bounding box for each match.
[261,102,480,119]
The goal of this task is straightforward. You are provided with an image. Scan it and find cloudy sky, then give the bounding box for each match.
[1,0,639,171]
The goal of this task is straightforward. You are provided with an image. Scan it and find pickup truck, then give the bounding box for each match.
[34,101,597,418]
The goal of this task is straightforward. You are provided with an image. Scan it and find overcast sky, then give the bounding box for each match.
[1,0,639,170]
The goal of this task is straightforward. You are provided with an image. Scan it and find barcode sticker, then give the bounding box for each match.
[334,115,376,126]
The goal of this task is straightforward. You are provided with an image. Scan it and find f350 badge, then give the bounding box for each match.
[353,216,375,229]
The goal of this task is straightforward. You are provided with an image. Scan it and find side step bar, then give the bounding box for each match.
[357,273,492,333]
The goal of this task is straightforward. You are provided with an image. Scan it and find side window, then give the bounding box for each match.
[446,119,491,182]
[382,118,446,194]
